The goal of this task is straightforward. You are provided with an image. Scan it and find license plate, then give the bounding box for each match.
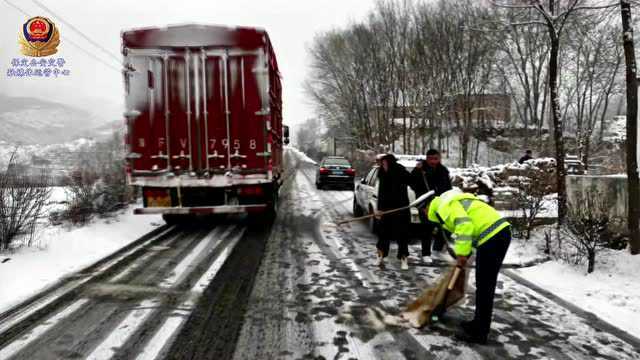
[333,170,343,175]
[147,195,171,207]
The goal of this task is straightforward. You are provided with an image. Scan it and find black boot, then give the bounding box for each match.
[460,320,476,334]
[455,324,488,345]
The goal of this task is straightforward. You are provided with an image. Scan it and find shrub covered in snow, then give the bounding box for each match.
[58,132,135,225]
[0,148,52,250]
[449,158,556,209]
[555,190,623,274]
[512,165,555,239]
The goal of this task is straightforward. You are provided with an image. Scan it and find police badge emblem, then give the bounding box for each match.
[19,16,60,57]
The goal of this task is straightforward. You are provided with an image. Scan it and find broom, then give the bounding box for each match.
[401,263,467,328]
[336,190,435,225]
[402,227,468,328]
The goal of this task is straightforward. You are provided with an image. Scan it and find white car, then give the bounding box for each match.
[353,157,424,234]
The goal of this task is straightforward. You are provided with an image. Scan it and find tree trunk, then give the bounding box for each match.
[548,30,568,225]
[620,0,640,255]
[587,250,595,274]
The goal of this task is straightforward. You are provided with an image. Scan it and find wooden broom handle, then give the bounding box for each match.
[447,266,462,290]
[336,205,411,225]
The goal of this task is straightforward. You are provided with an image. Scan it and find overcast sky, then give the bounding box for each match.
[0,0,375,127]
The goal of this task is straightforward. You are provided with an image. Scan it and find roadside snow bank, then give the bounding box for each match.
[516,248,640,337]
[0,207,161,313]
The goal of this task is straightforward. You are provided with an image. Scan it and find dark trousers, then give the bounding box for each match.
[473,226,511,336]
[418,210,445,256]
[376,214,409,259]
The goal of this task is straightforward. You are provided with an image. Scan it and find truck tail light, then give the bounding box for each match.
[319,167,329,174]
[345,168,356,176]
[238,185,264,197]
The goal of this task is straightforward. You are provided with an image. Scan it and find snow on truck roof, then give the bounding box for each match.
[121,24,271,51]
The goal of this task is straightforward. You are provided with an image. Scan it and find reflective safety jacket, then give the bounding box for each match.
[427,190,510,257]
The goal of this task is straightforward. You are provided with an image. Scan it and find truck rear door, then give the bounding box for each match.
[126,47,269,176]
[204,49,268,173]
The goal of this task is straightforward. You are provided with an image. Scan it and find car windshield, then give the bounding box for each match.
[324,158,351,166]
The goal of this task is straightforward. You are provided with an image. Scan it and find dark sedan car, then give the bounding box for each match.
[315,156,356,190]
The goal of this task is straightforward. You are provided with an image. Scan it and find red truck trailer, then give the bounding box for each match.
[121,24,288,223]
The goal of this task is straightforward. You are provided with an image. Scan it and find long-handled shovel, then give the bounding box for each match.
[337,190,435,225]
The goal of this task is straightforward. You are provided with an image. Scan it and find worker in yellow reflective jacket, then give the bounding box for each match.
[427,189,511,344]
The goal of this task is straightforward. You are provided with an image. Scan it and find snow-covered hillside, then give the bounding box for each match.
[0,138,98,180]
[0,94,120,145]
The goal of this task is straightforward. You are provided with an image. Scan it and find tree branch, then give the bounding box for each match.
[557,2,619,19]
[489,0,538,9]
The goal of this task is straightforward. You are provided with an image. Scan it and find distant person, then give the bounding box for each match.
[425,189,511,344]
[375,154,411,270]
[410,149,452,264]
[518,150,533,164]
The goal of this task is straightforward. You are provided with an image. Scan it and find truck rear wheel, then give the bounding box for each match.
[162,214,185,225]
[247,189,278,227]
[264,190,278,220]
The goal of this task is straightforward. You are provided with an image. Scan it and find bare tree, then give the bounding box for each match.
[306,0,501,161]
[563,17,623,169]
[619,0,640,254]
[295,118,327,160]
[489,6,551,139]
[61,131,135,224]
[0,148,51,250]
[561,191,612,273]
[491,0,619,225]
[514,166,551,239]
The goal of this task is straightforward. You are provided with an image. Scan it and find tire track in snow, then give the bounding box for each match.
[0,225,176,346]
[0,299,89,360]
[135,226,246,360]
[0,220,253,360]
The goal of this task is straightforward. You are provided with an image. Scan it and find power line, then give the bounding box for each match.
[3,0,122,73]
[31,0,122,64]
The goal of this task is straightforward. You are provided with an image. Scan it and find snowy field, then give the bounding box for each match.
[0,190,162,313]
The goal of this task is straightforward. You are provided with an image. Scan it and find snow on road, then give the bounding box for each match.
[2,147,638,359]
[235,148,640,359]
[0,206,162,313]
[0,217,253,359]
[0,298,89,360]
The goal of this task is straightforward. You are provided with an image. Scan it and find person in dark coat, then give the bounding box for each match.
[375,154,411,270]
[518,150,533,164]
[410,149,452,263]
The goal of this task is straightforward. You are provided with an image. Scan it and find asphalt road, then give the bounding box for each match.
[0,213,270,360]
[0,150,638,360]
[233,155,640,360]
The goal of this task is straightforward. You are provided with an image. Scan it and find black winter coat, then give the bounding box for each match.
[410,162,452,197]
[378,162,411,211]
[377,162,411,239]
